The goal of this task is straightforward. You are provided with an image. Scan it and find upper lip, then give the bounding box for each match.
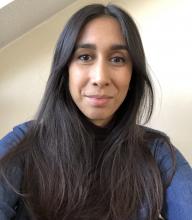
[85,95,113,99]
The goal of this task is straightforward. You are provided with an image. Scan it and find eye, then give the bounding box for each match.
[110,56,126,64]
[78,54,92,62]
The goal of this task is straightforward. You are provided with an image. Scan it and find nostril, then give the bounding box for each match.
[92,82,109,87]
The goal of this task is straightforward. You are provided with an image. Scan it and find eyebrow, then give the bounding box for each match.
[111,44,129,51]
[75,43,96,50]
[75,43,129,51]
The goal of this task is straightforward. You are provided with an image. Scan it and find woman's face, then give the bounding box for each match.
[68,16,132,127]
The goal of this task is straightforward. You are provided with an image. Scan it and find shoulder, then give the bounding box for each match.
[0,122,33,219]
[0,121,33,157]
[141,125,191,180]
[140,126,192,219]
[141,125,172,160]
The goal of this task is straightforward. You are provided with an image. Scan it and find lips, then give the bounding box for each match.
[85,95,113,106]
[86,95,112,98]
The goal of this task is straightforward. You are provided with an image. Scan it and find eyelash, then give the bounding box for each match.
[77,54,127,64]
[78,54,93,62]
[110,56,126,63]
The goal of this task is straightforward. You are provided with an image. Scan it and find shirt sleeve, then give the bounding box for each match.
[0,122,30,219]
[0,121,31,158]
[0,164,23,220]
[154,138,192,220]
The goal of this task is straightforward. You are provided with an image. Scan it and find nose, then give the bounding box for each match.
[91,60,110,87]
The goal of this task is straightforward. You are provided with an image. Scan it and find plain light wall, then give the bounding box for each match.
[0,0,191,163]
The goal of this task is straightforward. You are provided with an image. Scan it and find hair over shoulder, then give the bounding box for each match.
[0,4,175,220]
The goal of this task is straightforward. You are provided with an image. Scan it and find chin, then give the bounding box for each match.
[86,113,113,126]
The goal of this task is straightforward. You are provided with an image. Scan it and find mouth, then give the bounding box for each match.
[86,95,113,99]
[85,95,113,106]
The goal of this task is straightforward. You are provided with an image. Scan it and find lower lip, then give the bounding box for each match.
[86,97,111,106]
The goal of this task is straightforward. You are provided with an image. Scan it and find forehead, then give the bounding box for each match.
[76,16,126,45]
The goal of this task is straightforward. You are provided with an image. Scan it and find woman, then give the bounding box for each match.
[0,4,192,220]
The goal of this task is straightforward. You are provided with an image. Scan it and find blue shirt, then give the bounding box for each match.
[0,122,192,219]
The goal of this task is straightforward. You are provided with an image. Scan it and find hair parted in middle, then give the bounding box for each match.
[39,3,154,126]
[0,4,175,220]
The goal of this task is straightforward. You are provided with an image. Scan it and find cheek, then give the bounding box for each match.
[116,75,132,102]
[116,74,132,92]
[68,65,87,97]
[68,66,78,96]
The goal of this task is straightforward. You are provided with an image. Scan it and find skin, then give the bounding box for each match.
[68,16,132,127]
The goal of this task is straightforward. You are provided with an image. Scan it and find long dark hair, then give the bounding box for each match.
[0,4,175,220]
